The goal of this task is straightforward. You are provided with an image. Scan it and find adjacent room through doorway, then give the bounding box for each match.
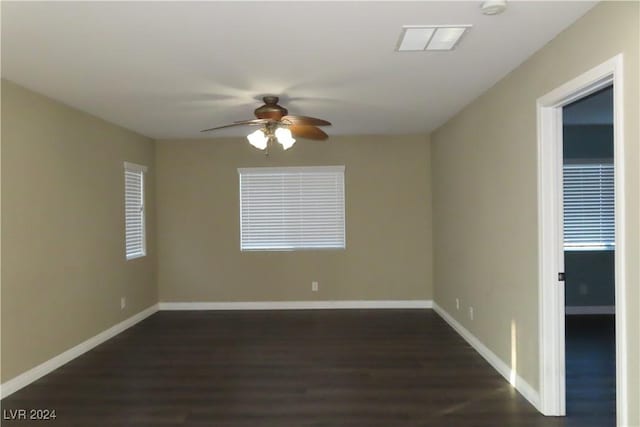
[562,85,615,426]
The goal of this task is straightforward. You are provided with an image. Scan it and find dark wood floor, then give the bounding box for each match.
[565,314,616,426]
[2,310,614,426]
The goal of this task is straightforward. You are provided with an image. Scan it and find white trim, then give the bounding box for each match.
[565,305,615,315]
[159,300,433,311]
[432,303,540,410]
[123,161,148,173]
[536,54,627,424]
[537,97,567,416]
[611,56,627,427]
[0,304,159,399]
[237,165,345,175]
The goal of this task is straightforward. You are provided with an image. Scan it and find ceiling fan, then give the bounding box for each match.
[200,96,331,152]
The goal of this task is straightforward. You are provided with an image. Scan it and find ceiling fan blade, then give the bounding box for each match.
[281,115,331,126]
[289,125,328,140]
[200,118,269,132]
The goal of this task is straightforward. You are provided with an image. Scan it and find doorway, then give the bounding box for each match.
[562,85,615,425]
[536,54,627,426]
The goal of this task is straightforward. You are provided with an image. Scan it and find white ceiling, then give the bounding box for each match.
[1,1,596,140]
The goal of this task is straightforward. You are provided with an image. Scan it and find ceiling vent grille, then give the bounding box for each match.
[396,25,471,52]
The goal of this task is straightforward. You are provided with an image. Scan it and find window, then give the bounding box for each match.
[124,162,147,260]
[563,162,614,250]
[238,166,345,251]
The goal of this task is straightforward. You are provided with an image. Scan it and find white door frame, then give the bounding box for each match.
[537,54,626,425]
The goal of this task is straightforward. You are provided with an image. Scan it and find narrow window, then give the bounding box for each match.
[238,166,346,251]
[124,162,147,260]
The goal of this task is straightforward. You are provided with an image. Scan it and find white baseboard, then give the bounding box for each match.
[432,302,541,411]
[565,305,615,315]
[159,300,433,311]
[0,304,159,399]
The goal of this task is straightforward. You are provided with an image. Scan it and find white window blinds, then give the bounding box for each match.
[563,163,614,250]
[124,162,147,260]
[238,166,346,251]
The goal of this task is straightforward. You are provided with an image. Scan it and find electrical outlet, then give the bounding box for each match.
[312,281,319,292]
[456,298,460,310]
[469,307,474,320]
[120,297,126,310]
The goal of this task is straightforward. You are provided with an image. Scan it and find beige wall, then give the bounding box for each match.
[2,2,637,418]
[1,80,157,382]
[430,2,639,423]
[156,135,433,302]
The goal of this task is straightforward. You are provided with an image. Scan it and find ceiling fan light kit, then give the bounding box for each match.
[247,129,269,150]
[274,127,296,150]
[246,125,296,152]
[201,96,331,155]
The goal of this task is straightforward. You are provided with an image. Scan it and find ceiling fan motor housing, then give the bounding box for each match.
[254,96,288,120]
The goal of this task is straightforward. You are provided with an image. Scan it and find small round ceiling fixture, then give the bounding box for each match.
[481,0,507,15]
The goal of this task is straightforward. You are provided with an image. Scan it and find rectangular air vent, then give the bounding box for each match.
[396,25,471,51]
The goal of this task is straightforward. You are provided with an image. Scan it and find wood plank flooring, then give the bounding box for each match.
[565,314,616,426]
[1,310,614,426]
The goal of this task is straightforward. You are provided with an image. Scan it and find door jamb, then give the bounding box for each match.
[536,54,626,425]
